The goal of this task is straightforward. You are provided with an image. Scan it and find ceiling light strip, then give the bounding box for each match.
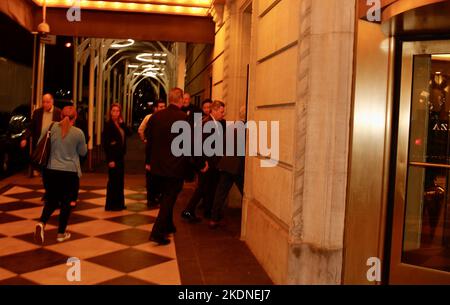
[33,0,212,15]
[97,0,213,9]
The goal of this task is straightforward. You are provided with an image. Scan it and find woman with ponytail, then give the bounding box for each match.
[34,106,87,244]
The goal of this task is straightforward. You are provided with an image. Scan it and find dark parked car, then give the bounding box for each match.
[0,105,31,177]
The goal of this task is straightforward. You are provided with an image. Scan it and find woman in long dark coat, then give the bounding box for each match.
[103,103,130,211]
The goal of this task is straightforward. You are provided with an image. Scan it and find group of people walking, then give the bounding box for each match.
[180,97,243,228]
[144,91,245,245]
[24,89,244,246]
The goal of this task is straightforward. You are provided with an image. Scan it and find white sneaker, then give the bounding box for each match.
[56,232,71,243]
[35,223,45,244]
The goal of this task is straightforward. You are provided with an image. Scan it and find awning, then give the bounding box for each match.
[0,0,215,43]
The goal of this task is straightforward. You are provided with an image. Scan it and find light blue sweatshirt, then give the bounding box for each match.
[47,123,87,177]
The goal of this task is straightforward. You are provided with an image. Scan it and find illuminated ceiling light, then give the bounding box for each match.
[97,1,107,8]
[111,39,135,48]
[113,1,123,9]
[134,72,157,77]
[128,64,139,68]
[142,67,160,72]
[136,53,156,62]
[32,0,211,17]
[127,2,137,10]
[432,54,450,62]
[65,42,72,48]
[189,6,204,14]
[161,60,166,64]
[162,53,167,57]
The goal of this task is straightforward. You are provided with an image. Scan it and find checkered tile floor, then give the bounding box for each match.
[0,185,180,285]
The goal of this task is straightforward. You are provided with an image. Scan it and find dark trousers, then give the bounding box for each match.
[40,169,79,233]
[105,159,125,211]
[203,169,221,218]
[184,172,207,214]
[211,171,244,222]
[146,171,162,204]
[42,168,49,198]
[150,176,184,239]
[39,168,50,202]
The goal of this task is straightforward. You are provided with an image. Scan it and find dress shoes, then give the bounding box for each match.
[105,206,126,211]
[149,236,171,245]
[208,220,220,229]
[181,211,201,223]
[147,201,159,208]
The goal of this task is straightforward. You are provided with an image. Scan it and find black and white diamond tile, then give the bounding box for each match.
[0,185,180,285]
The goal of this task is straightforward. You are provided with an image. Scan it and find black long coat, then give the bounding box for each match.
[145,104,206,179]
[102,120,130,163]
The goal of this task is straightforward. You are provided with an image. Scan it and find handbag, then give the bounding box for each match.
[31,122,55,169]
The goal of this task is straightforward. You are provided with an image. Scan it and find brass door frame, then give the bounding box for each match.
[390,40,450,284]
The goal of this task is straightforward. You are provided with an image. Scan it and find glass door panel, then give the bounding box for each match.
[404,54,450,272]
[391,40,450,284]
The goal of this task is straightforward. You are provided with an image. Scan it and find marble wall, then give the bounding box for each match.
[244,0,356,284]
[185,0,356,284]
[185,43,213,100]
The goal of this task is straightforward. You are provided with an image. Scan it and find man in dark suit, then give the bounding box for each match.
[209,123,246,229]
[145,88,208,245]
[21,93,61,177]
[182,100,226,221]
[142,100,166,207]
[21,93,62,150]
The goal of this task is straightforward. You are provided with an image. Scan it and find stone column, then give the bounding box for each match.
[288,0,355,284]
[106,63,111,115]
[87,43,96,170]
[176,42,186,90]
[112,69,117,104]
[72,37,78,107]
[36,40,46,108]
[78,62,83,104]
[221,0,241,120]
[96,40,105,146]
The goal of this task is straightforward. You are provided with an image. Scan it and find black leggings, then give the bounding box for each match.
[40,169,79,234]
